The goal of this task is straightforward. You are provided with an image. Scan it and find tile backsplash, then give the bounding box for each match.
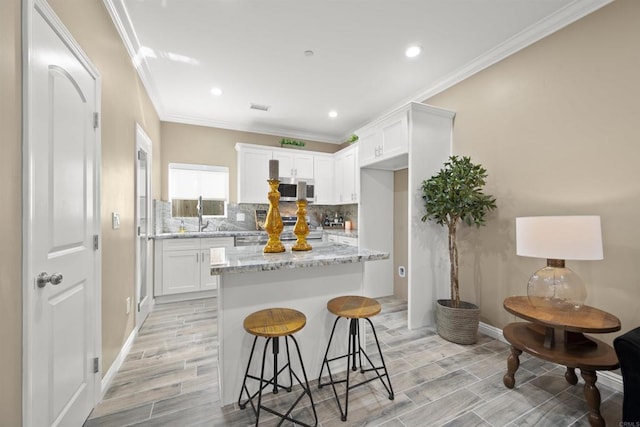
[155,200,358,234]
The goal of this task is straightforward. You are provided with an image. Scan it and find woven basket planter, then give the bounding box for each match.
[435,299,480,345]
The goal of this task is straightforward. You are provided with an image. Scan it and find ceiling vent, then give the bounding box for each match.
[250,103,271,112]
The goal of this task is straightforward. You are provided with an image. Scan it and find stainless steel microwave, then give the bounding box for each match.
[278,179,315,202]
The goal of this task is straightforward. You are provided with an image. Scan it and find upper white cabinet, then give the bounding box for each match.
[358,106,411,170]
[334,145,359,204]
[273,151,314,180]
[237,145,271,204]
[236,143,357,205]
[313,153,334,205]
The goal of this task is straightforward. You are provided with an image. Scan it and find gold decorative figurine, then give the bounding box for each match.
[263,179,285,253]
[292,199,312,251]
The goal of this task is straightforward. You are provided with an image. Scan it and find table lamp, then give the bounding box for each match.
[516,216,603,310]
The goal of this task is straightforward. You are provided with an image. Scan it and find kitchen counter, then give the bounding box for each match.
[212,242,387,406]
[209,241,382,274]
[153,230,264,239]
[322,228,359,238]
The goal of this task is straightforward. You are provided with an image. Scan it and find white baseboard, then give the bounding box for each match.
[100,327,138,397]
[478,321,623,393]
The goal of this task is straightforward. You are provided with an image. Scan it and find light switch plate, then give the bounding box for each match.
[236,212,245,221]
[112,212,120,229]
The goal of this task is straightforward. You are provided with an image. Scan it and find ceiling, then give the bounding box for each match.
[105,0,610,144]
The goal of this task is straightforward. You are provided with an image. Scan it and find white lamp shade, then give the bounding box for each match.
[516,216,603,260]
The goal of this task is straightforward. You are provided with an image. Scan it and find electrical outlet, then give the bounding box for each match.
[236,212,245,221]
[125,297,131,314]
[398,266,406,278]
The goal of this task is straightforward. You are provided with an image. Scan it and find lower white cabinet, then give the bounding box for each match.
[326,233,358,247]
[155,237,234,296]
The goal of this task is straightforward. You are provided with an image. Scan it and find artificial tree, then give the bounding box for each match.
[421,156,497,308]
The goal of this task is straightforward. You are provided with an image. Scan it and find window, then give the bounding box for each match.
[169,163,229,217]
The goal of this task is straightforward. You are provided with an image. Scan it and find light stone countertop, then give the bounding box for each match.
[153,230,264,239]
[210,242,386,275]
[322,229,358,238]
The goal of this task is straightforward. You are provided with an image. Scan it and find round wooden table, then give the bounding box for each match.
[502,296,620,427]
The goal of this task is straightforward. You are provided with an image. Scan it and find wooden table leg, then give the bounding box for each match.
[580,369,604,427]
[503,346,522,388]
[565,367,578,385]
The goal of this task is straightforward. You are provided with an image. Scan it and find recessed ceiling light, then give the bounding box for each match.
[210,87,223,96]
[304,50,314,57]
[405,45,422,58]
[328,110,338,118]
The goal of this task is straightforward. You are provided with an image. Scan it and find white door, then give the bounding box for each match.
[25,2,101,426]
[135,124,153,328]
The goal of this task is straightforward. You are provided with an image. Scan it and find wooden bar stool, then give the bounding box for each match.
[318,295,394,421]
[238,307,317,426]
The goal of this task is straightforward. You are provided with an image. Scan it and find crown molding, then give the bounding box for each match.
[161,114,342,145]
[102,0,165,117]
[104,0,613,144]
[349,0,614,138]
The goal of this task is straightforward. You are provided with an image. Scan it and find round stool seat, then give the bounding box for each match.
[327,295,381,319]
[243,308,306,337]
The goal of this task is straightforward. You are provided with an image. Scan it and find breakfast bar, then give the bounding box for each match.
[210,242,389,406]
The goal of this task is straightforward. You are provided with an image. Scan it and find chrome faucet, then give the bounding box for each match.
[198,196,210,231]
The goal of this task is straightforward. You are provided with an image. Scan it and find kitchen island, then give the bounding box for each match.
[210,242,389,406]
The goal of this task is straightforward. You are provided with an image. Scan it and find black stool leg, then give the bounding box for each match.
[272,336,279,394]
[365,317,394,400]
[238,336,259,409]
[318,315,395,422]
[318,316,341,386]
[255,337,271,426]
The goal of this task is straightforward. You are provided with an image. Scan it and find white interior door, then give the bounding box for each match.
[135,124,153,328]
[25,1,101,426]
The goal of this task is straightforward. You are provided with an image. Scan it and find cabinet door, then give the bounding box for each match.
[380,111,408,159]
[342,148,356,203]
[162,249,200,295]
[238,147,271,203]
[358,127,381,167]
[313,155,334,204]
[334,152,346,203]
[293,153,314,179]
[334,146,358,204]
[273,151,314,180]
[273,151,294,178]
[339,236,358,247]
[200,237,234,290]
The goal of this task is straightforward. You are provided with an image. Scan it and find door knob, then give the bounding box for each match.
[37,272,63,288]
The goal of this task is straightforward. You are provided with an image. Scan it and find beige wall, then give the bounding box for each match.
[161,122,338,203]
[426,0,640,345]
[0,0,23,424]
[46,0,162,375]
[394,169,408,299]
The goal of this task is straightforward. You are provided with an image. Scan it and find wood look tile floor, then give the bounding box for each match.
[84,296,622,426]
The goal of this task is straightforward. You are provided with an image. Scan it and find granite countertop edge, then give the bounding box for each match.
[322,229,359,238]
[210,244,387,275]
[153,230,264,239]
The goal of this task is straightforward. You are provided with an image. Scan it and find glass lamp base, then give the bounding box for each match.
[527,266,586,310]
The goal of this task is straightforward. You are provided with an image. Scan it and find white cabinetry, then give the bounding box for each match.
[359,107,409,170]
[334,145,358,204]
[236,142,359,205]
[327,234,358,246]
[200,237,234,290]
[313,154,334,205]
[273,151,314,180]
[237,145,271,203]
[155,237,234,297]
